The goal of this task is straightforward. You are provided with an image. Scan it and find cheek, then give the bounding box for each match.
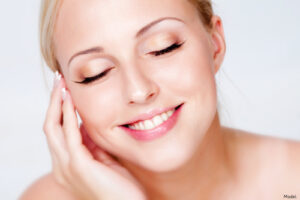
[153,40,215,100]
[152,38,217,133]
[69,84,120,132]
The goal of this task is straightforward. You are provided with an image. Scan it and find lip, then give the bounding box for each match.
[121,103,182,126]
[119,103,184,141]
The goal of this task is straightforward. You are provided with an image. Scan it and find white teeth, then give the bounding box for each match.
[128,124,135,130]
[167,110,174,117]
[139,121,145,129]
[134,123,139,130]
[153,115,164,126]
[129,123,140,130]
[128,108,176,130]
[144,120,155,130]
[128,125,135,129]
[161,113,168,121]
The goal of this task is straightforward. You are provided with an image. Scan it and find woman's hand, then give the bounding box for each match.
[43,72,147,200]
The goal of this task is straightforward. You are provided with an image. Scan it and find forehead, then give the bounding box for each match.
[54,0,199,66]
[55,0,197,26]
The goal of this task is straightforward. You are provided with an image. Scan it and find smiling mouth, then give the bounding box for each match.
[122,103,183,131]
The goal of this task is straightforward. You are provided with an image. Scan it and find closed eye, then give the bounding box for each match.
[76,68,112,84]
[76,42,184,85]
[150,41,185,56]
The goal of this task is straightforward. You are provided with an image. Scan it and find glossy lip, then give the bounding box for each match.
[119,103,184,141]
[121,103,182,126]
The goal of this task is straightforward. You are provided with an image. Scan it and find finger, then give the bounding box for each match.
[43,72,68,165]
[79,123,120,165]
[46,131,71,190]
[45,129,68,164]
[80,123,97,151]
[79,123,119,166]
[93,148,120,166]
[62,89,80,145]
[44,123,68,161]
[61,89,93,161]
[44,72,64,128]
[44,112,70,188]
[48,147,67,186]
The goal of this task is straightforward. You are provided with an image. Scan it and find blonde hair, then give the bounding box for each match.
[39,0,214,72]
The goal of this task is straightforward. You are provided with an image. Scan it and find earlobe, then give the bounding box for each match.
[210,16,226,74]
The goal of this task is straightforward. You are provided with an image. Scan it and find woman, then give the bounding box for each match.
[21,0,300,199]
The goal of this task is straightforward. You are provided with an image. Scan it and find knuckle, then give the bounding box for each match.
[68,158,83,175]
[43,122,51,134]
[63,168,73,182]
[53,170,66,186]
[56,176,67,187]
[43,121,60,136]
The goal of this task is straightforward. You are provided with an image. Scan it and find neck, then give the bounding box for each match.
[120,113,233,200]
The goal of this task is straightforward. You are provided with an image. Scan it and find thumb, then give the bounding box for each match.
[93,148,120,166]
[93,148,134,180]
[79,123,120,166]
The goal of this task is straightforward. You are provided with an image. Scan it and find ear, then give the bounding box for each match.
[209,15,226,74]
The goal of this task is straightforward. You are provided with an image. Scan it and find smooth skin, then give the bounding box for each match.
[41,76,147,200]
[21,0,300,199]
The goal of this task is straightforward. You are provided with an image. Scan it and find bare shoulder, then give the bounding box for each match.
[19,172,77,200]
[223,126,300,166]
[223,127,300,197]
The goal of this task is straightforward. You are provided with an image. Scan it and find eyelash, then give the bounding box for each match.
[78,42,184,84]
[77,68,112,84]
[149,42,184,56]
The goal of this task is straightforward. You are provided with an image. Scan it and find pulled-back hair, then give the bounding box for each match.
[39,0,214,72]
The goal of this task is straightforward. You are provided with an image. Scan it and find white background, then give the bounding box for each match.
[0,0,299,199]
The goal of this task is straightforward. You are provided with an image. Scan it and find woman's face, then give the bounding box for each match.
[54,0,225,172]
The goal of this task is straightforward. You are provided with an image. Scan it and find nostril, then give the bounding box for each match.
[148,92,155,99]
[127,81,159,105]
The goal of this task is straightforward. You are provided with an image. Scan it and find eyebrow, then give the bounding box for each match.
[68,46,103,67]
[135,16,184,38]
[68,16,184,67]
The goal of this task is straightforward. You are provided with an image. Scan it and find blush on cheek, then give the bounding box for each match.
[165,55,214,98]
[71,88,120,133]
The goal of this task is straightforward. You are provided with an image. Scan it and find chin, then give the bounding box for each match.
[144,150,196,173]
[135,137,200,173]
[124,107,214,174]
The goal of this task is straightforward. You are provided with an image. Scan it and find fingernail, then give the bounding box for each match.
[61,88,66,101]
[53,71,62,88]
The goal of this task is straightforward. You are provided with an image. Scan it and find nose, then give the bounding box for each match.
[123,64,159,105]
